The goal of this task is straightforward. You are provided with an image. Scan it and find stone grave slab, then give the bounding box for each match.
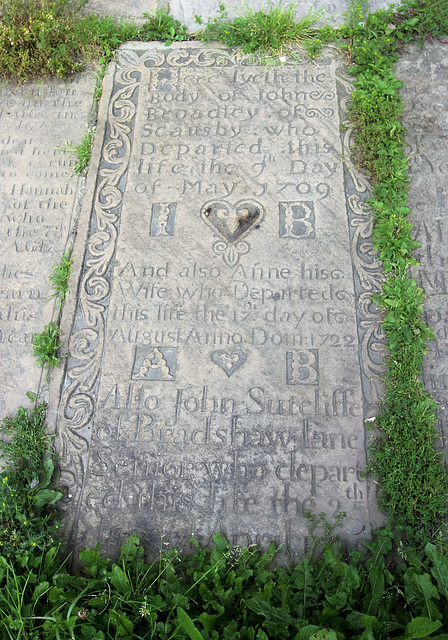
[52,43,385,559]
[0,72,94,418]
[396,44,448,442]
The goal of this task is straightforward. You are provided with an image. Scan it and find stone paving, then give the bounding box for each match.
[0,72,95,416]
[396,44,448,445]
[0,0,446,559]
[82,0,397,28]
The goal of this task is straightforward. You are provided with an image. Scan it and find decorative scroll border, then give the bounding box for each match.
[58,59,141,546]
[57,46,385,549]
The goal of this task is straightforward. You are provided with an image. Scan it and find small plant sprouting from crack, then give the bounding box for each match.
[49,251,72,308]
[64,127,95,176]
[32,322,65,371]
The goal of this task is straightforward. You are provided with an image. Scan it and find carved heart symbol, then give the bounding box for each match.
[201,199,264,243]
[211,349,248,377]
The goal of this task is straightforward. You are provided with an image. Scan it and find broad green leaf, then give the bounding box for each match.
[34,488,63,506]
[79,545,102,569]
[326,590,348,609]
[177,607,204,640]
[404,617,442,639]
[295,625,319,640]
[49,586,74,603]
[310,630,338,640]
[199,612,220,631]
[32,581,50,602]
[347,611,381,631]
[171,593,189,609]
[362,528,394,562]
[79,625,106,639]
[109,610,134,637]
[223,620,239,639]
[244,597,295,625]
[53,572,84,589]
[366,564,385,615]
[235,575,244,594]
[213,532,229,554]
[40,458,55,488]
[199,582,215,602]
[359,628,376,640]
[119,534,141,564]
[426,543,448,599]
[412,573,441,620]
[44,546,58,572]
[79,544,110,577]
[16,551,29,568]
[111,565,131,595]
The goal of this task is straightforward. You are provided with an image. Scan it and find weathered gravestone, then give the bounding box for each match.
[0,73,94,418]
[82,0,157,23]
[161,0,396,31]
[52,43,385,558]
[80,0,396,30]
[396,44,448,442]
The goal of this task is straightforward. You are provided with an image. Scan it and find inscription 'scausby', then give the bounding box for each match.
[57,47,380,557]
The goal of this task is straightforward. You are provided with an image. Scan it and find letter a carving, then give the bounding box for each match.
[132,346,177,381]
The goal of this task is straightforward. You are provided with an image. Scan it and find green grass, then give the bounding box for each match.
[0,395,62,558]
[396,0,448,43]
[49,251,73,304]
[64,128,95,176]
[139,8,189,45]
[1,0,448,562]
[0,2,190,83]
[337,0,448,544]
[32,321,64,370]
[0,0,85,81]
[196,1,324,56]
[1,524,448,639]
[32,245,72,374]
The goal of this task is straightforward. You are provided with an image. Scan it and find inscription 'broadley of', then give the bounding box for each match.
[55,45,383,560]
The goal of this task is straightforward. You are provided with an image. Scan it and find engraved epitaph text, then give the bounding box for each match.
[56,45,381,558]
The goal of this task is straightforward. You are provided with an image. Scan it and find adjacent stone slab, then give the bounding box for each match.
[53,43,384,559]
[82,0,157,22]
[397,44,448,441]
[82,0,397,29]
[0,73,94,418]
[167,0,399,30]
